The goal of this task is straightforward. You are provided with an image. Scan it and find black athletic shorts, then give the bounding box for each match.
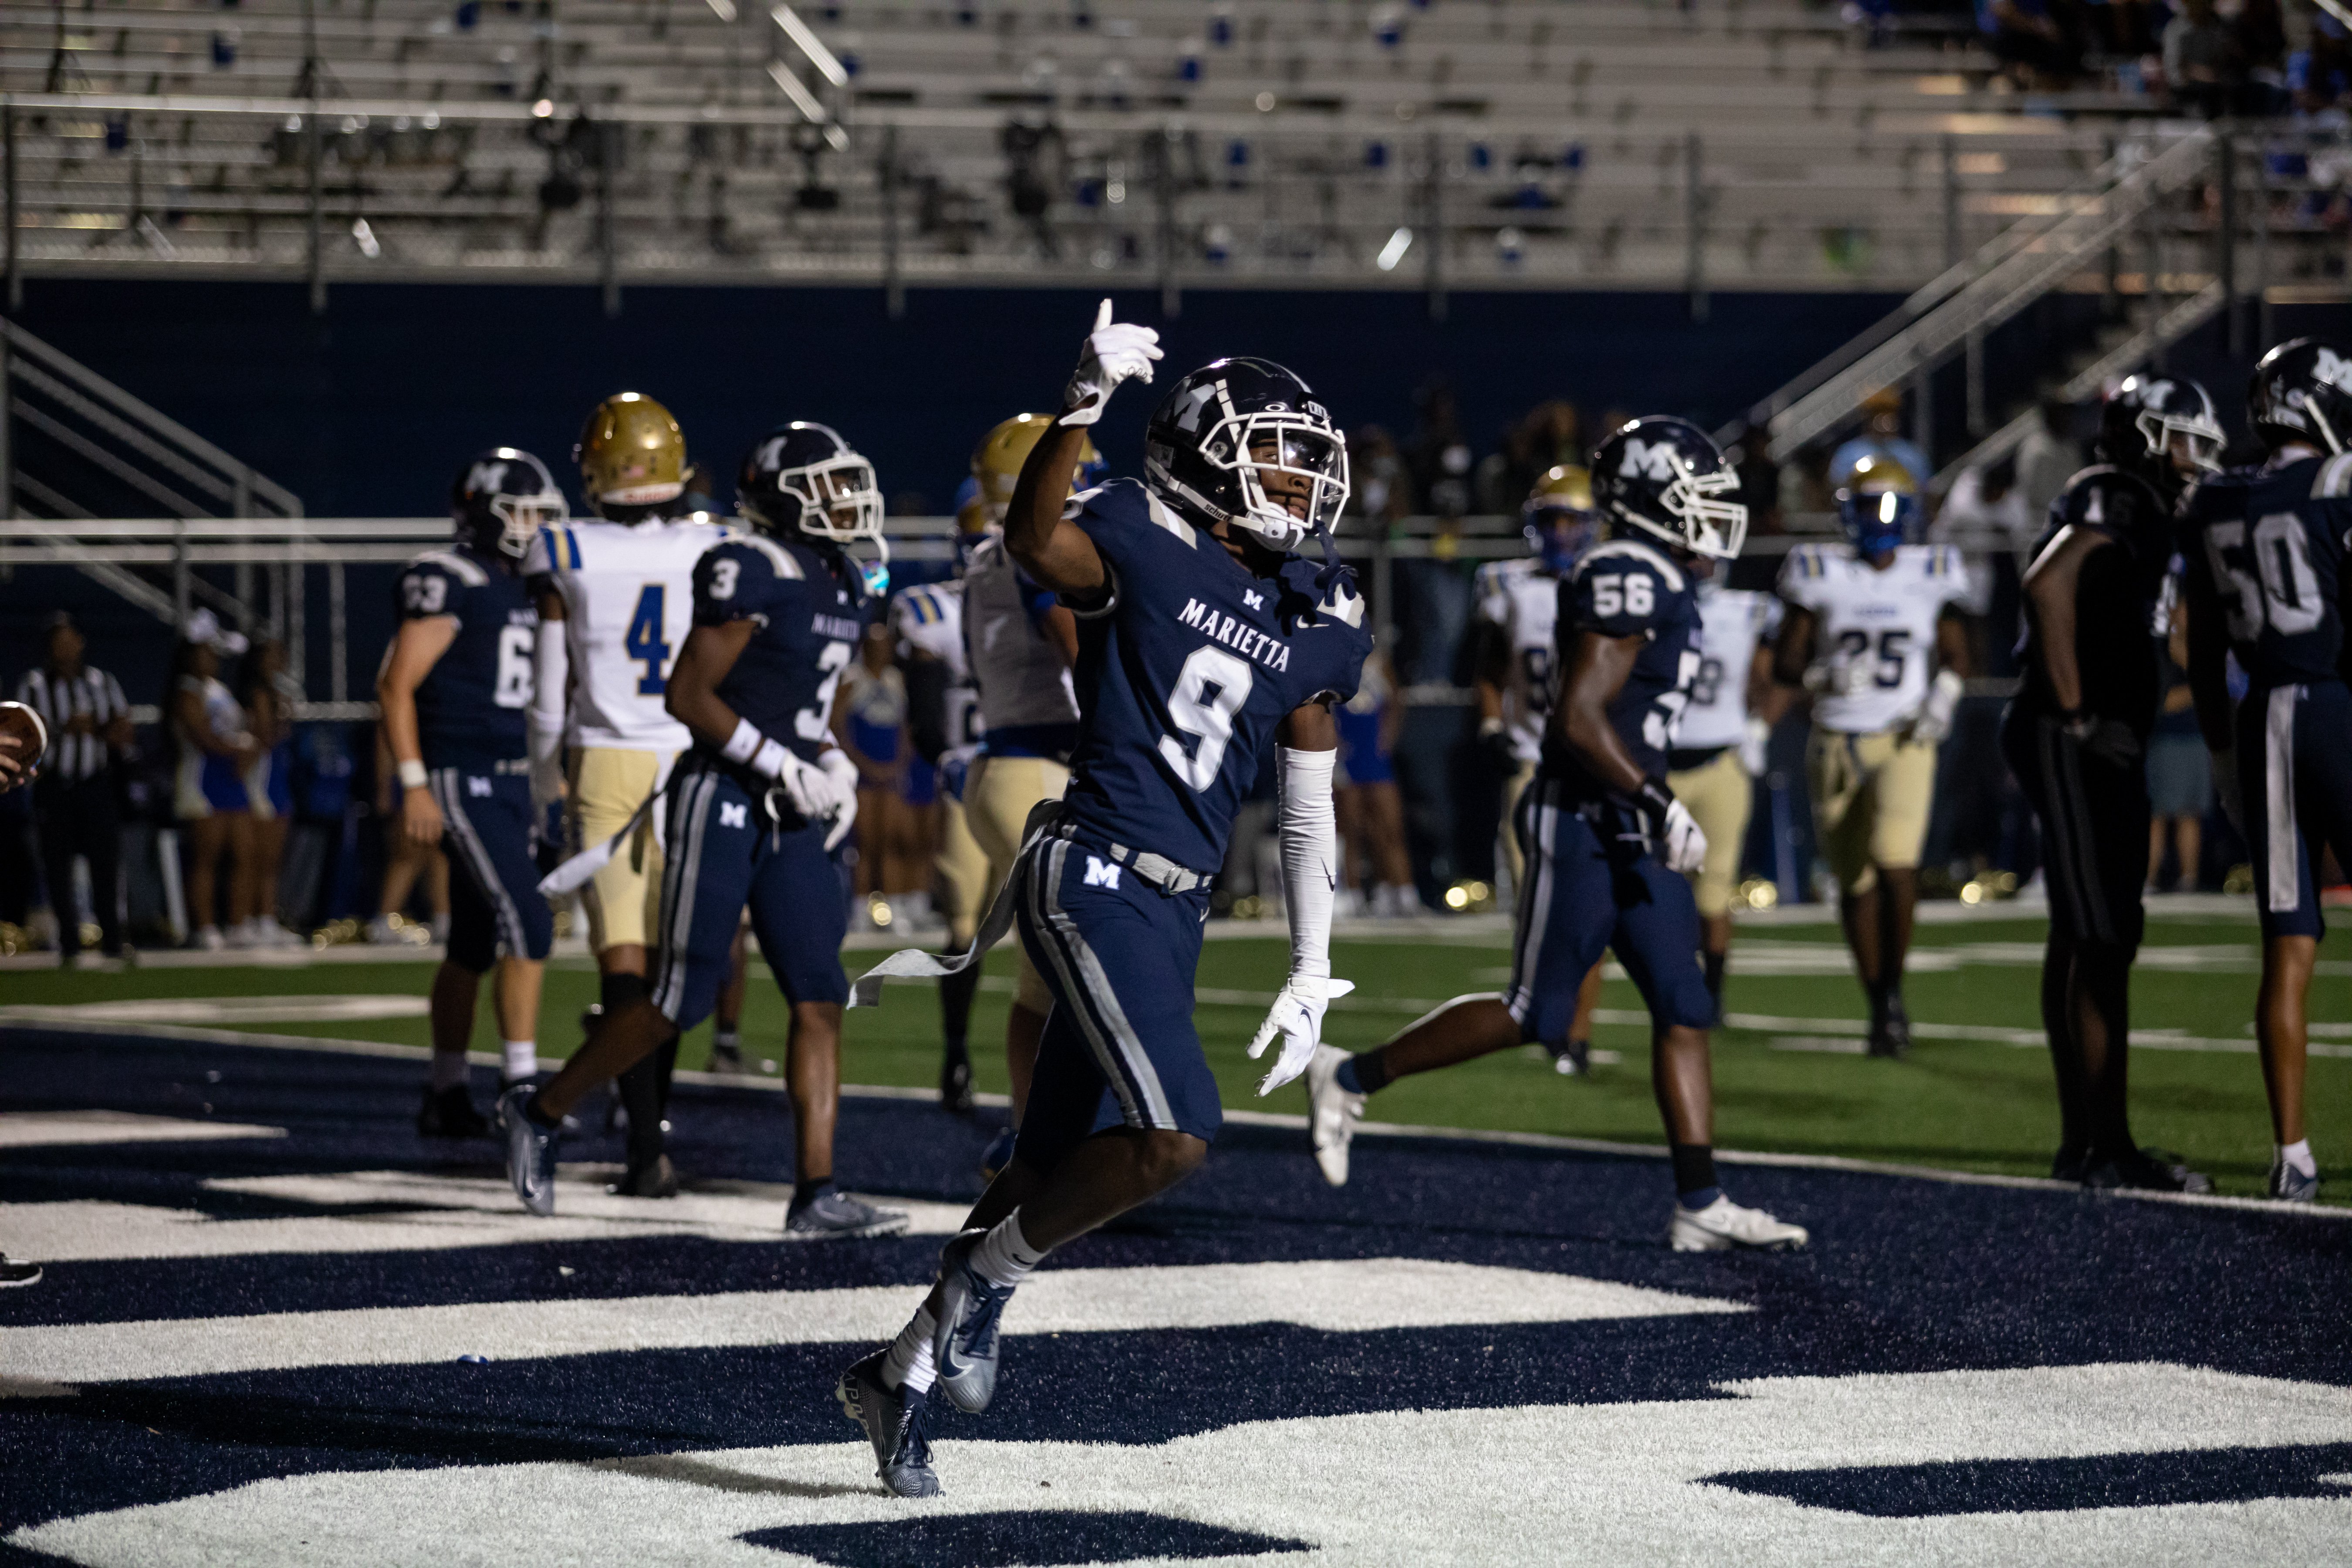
[2001,703,2149,955]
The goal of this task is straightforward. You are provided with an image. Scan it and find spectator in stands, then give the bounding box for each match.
[15,612,132,965]
[2289,14,2352,116]
[2234,0,2288,83]
[1937,455,2035,558]
[1474,400,1581,514]
[2017,397,2079,524]
[236,637,300,946]
[679,461,720,515]
[1979,0,2082,86]
[1334,645,1419,917]
[1780,442,1837,519]
[1405,382,1477,520]
[1829,389,1930,488]
[838,620,921,930]
[1346,425,1413,525]
[2163,0,2244,117]
[369,723,449,944]
[2147,595,2210,890]
[170,613,259,951]
[1728,438,1785,537]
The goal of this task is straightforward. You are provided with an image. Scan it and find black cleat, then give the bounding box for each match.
[2051,1144,2092,1183]
[608,1152,680,1199]
[1867,992,1909,1059]
[416,1084,490,1138]
[2084,1146,2214,1195]
[940,1048,976,1115]
[0,1254,42,1288]
[836,1350,941,1497]
[1544,1038,1591,1077]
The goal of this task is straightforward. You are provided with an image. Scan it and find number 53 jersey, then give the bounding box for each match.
[1058,479,1374,876]
[1777,541,1971,734]
[523,516,737,751]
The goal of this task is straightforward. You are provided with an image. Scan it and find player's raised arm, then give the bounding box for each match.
[1005,299,1160,598]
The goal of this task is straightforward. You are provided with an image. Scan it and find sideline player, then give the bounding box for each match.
[1301,417,1808,1256]
[1772,456,1975,1057]
[961,414,1096,1173]
[2007,375,2222,1193]
[1472,465,1605,1070]
[2182,339,2352,1203]
[506,422,907,1242]
[0,706,43,1284]
[525,393,733,1195]
[382,451,562,1137]
[836,311,1372,1498]
[1669,570,1787,1019]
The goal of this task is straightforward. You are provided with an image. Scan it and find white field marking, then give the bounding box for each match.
[0,1260,1746,1385]
[16,1364,2352,1568]
[0,1170,970,1265]
[1768,1037,1868,1054]
[0,1111,286,1149]
[0,996,430,1025]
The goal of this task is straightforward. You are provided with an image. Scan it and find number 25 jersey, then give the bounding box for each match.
[2180,452,2352,691]
[1777,541,1970,734]
[1058,479,1374,876]
[523,516,735,752]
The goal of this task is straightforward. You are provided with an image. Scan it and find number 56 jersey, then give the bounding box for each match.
[524,516,736,751]
[1539,537,1702,796]
[1058,479,1374,876]
[1777,541,1970,734]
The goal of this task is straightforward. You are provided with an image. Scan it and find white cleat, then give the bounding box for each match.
[1669,1195,1809,1252]
[1304,1043,1365,1187]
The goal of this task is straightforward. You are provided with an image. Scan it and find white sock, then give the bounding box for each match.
[429,1051,469,1092]
[503,1040,538,1081]
[970,1210,1048,1289]
[2280,1139,2317,1177]
[882,1305,937,1395]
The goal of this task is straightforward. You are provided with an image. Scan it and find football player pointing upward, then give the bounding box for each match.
[1302,418,1808,1254]
[837,304,1372,1497]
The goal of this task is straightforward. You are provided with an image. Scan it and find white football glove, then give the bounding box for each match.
[1660,797,1709,876]
[1247,973,1357,1096]
[1737,714,1771,778]
[1059,298,1163,428]
[814,747,861,851]
[1908,669,1964,747]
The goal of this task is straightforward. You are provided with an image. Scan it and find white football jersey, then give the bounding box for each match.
[524,515,736,750]
[965,534,1079,735]
[1676,583,1784,751]
[1777,541,1972,734]
[1473,556,1563,764]
[890,578,983,751]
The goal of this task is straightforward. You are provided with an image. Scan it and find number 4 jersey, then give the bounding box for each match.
[393,544,537,769]
[524,516,737,751]
[1058,479,1374,876]
[1777,541,1971,734]
[1540,536,1703,795]
[2180,452,2352,690]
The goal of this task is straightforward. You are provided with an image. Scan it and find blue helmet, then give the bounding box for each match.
[1836,453,1920,562]
[1589,416,1747,559]
[451,447,565,561]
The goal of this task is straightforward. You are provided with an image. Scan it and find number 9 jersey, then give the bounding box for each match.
[1777,541,1971,734]
[1058,479,1373,875]
[393,544,537,769]
[1541,537,1702,794]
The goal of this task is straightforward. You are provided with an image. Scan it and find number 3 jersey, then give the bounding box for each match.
[393,544,537,769]
[2180,452,2352,691]
[1539,536,1702,795]
[1058,478,1374,875]
[523,516,736,751]
[691,533,871,764]
[1776,541,1971,734]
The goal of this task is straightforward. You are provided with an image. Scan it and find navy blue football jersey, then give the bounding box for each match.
[2013,466,2169,732]
[2181,452,2352,689]
[394,545,536,769]
[1058,479,1374,875]
[691,533,871,761]
[1540,535,1703,792]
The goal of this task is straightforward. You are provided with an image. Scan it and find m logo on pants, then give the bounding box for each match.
[1084,855,1121,889]
[720,802,749,830]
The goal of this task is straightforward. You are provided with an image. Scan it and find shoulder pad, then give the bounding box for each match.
[407,549,488,587]
[1577,537,1687,594]
[730,534,804,580]
[2314,452,2352,500]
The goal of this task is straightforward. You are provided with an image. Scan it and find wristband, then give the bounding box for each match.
[721,717,764,765]
[750,738,791,781]
[397,759,428,790]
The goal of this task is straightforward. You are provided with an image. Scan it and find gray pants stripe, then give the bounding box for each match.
[1505,777,1558,1025]
[1023,837,1177,1129]
[652,769,716,1020]
[2264,685,2302,915]
[432,769,525,958]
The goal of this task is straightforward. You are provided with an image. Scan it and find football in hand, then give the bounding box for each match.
[0,699,48,782]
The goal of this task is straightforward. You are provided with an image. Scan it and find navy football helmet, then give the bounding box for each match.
[737,422,886,554]
[2099,374,2224,494]
[2248,338,2352,456]
[451,447,565,561]
[1144,357,1350,553]
[1835,452,1920,563]
[1588,416,1746,560]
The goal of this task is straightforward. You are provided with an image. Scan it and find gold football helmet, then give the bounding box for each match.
[576,392,686,514]
[970,413,1103,528]
[1524,463,1595,516]
[1523,464,1599,571]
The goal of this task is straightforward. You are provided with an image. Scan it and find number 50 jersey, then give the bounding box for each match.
[1058,479,1374,876]
[523,516,736,750]
[2180,452,2352,689]
[1777,541,1971,734]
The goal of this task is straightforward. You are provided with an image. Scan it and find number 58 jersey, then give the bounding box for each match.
[524,516,736,751]
[1776,541,1970,735]
[1058,479,1374,876]
[2180,453,2352,690]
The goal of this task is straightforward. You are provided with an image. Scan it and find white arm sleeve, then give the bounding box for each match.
[1276,744,1339,980]
[527,619,569,802]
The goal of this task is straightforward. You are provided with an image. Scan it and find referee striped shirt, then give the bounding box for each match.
[13,665,128,783]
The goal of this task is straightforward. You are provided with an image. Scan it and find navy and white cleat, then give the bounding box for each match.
[784,1190,910,1241]
[932,1228,1017,1415]
[500,1085,559,1217]
[835,1350,942,1498]
[2270,1157,2321,1204]
[1669,1195,1809,1252]
[977,1125,1018,1184]
[1304,1043,1364,1187]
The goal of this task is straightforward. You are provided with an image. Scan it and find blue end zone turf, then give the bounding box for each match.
[3,1023,2350,1565]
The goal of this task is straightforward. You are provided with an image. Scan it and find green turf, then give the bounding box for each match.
[7,909,2343,1201]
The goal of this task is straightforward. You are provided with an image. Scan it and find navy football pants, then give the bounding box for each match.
[432,767,553,974]
[2237,679,2352,941]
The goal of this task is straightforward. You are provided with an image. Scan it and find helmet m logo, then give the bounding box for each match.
[1174,382,1220,433]
[1618,439,1681,481]
[466,461,510,496]
[2315,348,2352,392]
